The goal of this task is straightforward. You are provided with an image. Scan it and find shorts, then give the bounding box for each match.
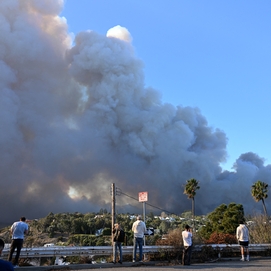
[239,241,249,247]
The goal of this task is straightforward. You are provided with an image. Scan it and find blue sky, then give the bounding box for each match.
[61,0,271,171]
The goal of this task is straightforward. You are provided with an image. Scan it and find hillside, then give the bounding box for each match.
[0,211,113,247]
[0,211,181,247]
[0,226,69,247]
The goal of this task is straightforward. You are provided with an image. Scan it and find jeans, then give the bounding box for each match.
[182,245,192,265]
[133,237,144,261]
[8,239,24,265]
[113,241,122,262]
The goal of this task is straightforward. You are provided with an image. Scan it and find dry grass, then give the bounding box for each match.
[248,215,271,243]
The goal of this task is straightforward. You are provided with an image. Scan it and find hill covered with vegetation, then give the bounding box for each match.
[1,203,270,248]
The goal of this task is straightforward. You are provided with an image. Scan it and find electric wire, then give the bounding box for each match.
[118,191,177,216]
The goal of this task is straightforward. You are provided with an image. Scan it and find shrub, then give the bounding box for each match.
[156,228,182,248]
[248,215,271,243]
[204,232,237,244]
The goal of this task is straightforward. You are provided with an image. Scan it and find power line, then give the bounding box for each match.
[118,190,177,216]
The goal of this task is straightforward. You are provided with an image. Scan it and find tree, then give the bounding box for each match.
[159,220,170,234]
[198,202,244,241]
[251,180,268,216]
[184,178,200,218]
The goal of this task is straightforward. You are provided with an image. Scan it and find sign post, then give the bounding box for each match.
[138,192,148,251]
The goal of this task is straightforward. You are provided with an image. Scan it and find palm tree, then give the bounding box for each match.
[251,180,268,216]
[184,178,200,219]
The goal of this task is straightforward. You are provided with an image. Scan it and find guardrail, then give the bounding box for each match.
[1,245,170,258]
[1,244,271,265]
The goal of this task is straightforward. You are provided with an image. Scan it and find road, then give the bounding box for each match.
[15,258,271,271]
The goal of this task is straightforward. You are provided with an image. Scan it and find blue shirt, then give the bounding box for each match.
[0,259,14,270]
[11,221,28,239]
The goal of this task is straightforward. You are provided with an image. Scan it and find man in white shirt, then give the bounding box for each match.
[132,215,146,262]
[236,220,249,261]
[8,217,28,268]
[182,224,192,265]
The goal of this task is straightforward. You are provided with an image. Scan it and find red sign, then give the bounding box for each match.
[138,192,148,202]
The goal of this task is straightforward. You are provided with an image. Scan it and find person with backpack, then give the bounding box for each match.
[132,215,147,262]
[112,223,125,264]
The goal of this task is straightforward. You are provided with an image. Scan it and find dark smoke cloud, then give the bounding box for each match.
[1,0,270,226]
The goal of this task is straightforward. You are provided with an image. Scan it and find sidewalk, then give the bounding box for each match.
[14,257,271,271]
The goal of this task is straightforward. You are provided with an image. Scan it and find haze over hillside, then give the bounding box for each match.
[1,0,271,226]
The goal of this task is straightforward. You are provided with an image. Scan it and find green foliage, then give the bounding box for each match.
[67,234,105,246]
[251,180,268,202]
[184,178,200,199]
[198,203,244,241]
[251,180,268,216]
[37,212,112,236]
[159,220,170,234]
[184,178,200,217]
[13,204,271,248]
[102,227,111,235]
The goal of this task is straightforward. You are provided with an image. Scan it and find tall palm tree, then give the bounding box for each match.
[251,180,268,216]
[184,178,200,219]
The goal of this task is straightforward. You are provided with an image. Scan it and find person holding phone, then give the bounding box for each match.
[182,224,193,265]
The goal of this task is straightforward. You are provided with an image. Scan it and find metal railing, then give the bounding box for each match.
[1,245,167,258]
[1,243,271,260]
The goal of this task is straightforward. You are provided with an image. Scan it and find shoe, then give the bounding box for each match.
[118,260,122,264]
[139,260,143,263]
[240,258,245,261]
[110,261,116,264]
[132,260,135,262]
[246,258,249,261]
[13,266,19,268]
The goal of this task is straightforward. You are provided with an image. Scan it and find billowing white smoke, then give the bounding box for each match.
[0,0,270,225]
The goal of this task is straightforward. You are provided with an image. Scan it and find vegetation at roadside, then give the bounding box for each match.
[0,203,270,248]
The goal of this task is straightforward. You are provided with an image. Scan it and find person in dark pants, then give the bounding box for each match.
[236,219,250,261]
[0,239,14,270]
[8,217,28,268]
[112,223,125,264]
[132,215,147,262]
[182,224,193,265]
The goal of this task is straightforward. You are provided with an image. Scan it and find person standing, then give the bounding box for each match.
[236,219,249,261]
[8,217,28,268]
[132,215,146,262]
[182,224,193,265]
[112,223,125,264]
[0,239,14,270]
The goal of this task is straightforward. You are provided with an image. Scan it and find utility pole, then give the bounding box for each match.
[111,183,116,245]
[143,201,146,246]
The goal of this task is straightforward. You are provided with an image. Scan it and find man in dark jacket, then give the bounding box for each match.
[112,223,125,264]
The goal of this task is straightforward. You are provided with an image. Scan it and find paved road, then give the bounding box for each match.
[16,258,271,271]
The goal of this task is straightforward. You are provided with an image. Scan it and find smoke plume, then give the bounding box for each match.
[0,0,270,226]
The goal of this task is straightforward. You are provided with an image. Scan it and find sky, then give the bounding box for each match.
[0,0,271,226]
[61,0,271,171]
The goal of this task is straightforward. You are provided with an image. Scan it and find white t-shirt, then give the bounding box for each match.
[236,224,249,241]
[132,220,146,238]
[11,221,28,239]
[182,230,192,246]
